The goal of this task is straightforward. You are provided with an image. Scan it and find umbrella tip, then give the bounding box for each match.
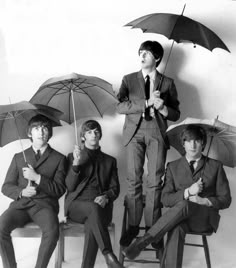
[181,3,186,15]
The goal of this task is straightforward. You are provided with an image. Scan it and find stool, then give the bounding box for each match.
[55,220,115,268]
[12,222,61,268]
[160,231,212,268]
[118,196,162,265]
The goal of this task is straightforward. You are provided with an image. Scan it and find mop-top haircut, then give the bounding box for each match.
[80,120,102,142]
[181,125,207,151]
[27,114,53,141]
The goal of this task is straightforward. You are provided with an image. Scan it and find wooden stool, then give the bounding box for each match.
[160,231,212,268]
[118,196,162,265]
[54,220,115,268]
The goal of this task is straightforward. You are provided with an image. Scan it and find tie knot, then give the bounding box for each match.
[146,75,150,81]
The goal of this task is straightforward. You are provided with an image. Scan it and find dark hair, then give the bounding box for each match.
[138,40,164,67]
[181,125,207,151]
[80,120,102,142]
[27,114,53,141]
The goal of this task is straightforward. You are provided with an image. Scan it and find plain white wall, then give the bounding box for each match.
[0,0,236,267]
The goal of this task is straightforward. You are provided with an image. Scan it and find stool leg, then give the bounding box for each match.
[118,205,128,264]
[202,236,211,268]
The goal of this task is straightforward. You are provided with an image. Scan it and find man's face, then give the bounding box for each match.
[28,125,49,147]
[139,50,157,69]
[84,128,101,149]
[184,139,203,159]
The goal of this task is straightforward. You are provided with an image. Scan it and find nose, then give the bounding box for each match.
[190,140,197,148]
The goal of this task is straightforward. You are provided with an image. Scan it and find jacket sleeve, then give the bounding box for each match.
[161,163,185,207]
[116,75,146,115]
[1,155,23,200]
[207,163,231,210]
[164,80,180,122]
[102,158,120,202]
[37,155,67,198]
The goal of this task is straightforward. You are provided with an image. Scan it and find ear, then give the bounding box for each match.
[81,137,85,141]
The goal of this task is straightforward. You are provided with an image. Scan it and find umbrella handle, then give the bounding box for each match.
[71,90,79,146]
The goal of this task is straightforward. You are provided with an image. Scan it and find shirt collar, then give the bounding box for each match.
[185,155,202,164]
[32,144,48,155]
[142,69,156,81]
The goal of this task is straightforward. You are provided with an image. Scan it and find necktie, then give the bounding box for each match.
[35,150,41,161]
[189,160,196,174]
[144,75,152,121]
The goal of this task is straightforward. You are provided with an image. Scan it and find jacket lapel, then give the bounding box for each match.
[193,155,206,176]
[154,71,163,92]
[34,145,52,168]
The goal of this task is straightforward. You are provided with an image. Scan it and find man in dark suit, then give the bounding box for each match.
[0,115,67,268]
[117,40,180,249]
[65,120,124,268]
[123,125,231,268]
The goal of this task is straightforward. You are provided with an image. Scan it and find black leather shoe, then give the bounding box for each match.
[104,252,125,268]
[122,232,154,260]
[119,225,139,247]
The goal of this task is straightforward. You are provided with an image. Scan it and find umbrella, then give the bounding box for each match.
[30,73,118,145]
[125,5,230,85]
[166,117,236,168]
[0,101,63,162]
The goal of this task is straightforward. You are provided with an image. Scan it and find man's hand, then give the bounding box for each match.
[94,195,108,208]
[188,178,203,196]
[147,91,160,107]
[189,195,209,206]
[21,186,37,198]
[153,98,164,110]
[22,165,40,182]
[73,145,81,165]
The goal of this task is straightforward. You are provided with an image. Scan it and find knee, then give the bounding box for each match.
[42,223,59,240]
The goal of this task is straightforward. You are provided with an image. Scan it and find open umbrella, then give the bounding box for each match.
[30,73,118,145]
[125,5,230,87]
[166,117,236,168]
[0,101,63,162]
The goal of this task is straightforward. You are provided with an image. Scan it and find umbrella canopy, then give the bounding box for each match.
[166,117,236,168]
[0,101,63,147]
[30,73,118,144]
[125,11,230,52]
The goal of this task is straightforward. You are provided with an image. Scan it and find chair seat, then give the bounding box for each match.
[60,219,115,236]
[11,222,42,237]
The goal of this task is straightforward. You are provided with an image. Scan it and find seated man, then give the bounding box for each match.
[65,120,124,268]
[0,114,67,268]
[123,125,231,268]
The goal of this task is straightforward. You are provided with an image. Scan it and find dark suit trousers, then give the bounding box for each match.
[67,200,113,268]
[0,204,59,268]
[126,118,166,227]
[147,200,214,268]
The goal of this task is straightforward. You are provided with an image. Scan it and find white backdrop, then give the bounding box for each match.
[0,0,236,267]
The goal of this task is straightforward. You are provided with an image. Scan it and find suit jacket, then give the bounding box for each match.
[116,70,180,147]
[1,145,67,214]
[161,156,231,231]
[64,147,120,216]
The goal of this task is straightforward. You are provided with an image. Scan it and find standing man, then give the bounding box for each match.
[117,40,180,250]
[123,125,231,268]
[0,114,67,268]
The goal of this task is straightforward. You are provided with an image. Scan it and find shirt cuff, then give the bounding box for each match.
[205,198,213,207]
[184,188,189,200]
[158,105,168,117]
[35,175,41,185]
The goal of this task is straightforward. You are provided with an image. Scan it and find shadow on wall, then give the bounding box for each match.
[163,42,205,121]
[0,28,8,90]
